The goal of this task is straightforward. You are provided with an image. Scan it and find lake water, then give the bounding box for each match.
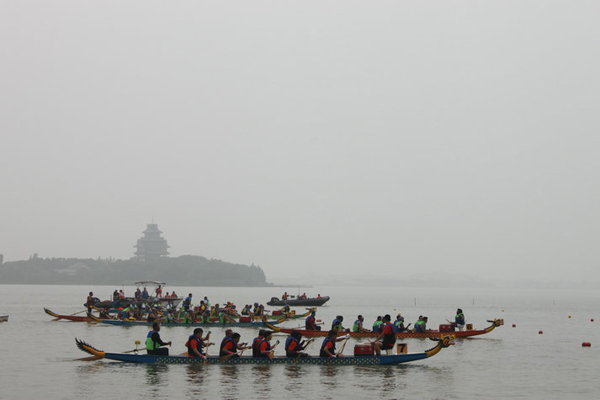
[0,284,599,399]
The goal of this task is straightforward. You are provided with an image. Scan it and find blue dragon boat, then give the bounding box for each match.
[75,336,454,365]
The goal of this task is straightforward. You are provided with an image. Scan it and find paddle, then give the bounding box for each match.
[337,335,350,356]
[122,340,142,353]
[295,338,315,360]
[220,349,244,362]
[267,340,279,360]
[71,310,89,316]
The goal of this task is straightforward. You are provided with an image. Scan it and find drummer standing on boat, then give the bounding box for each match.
[85,292,94,316]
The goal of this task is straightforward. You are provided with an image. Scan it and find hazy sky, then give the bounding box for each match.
[1,1,599,284]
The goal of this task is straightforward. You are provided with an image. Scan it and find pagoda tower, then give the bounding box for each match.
[134,223,170,261]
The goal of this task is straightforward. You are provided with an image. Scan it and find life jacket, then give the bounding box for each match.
[414,320,425,332]
[285,336,300,354]
[353,320,362,332]
[220,337,236,356]
[146,331,159,351]
[257,338,271,357]
[187,335,204,356]
[305,315,316,330]
[455,313,465,325]
[183,297,192,309]
[382,322,396,346]
[372,320,383,333]
[252,336,263,357]
[320,337,336,357]
[394,320,405,332]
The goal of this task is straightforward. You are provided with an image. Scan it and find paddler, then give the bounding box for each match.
[305,310,321,331]
[285,330,310,358]
[257,330,277,358]
[319,330,348,358]
[372,316,383,333]
[252,329,266,357]
[393,314,409,332]
[186,328,212,358]
[372,314,396,355]
[332,315,347,332]
[414,316,430,333]
[353,315,370,332]
[146,322,172,355]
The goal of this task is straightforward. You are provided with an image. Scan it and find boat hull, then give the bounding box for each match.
[102,352,430,365]
[44,308,92,322]
[0,315,8,322]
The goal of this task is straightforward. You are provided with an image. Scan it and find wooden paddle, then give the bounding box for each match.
[337,336,350,356]
[122,340,142,353]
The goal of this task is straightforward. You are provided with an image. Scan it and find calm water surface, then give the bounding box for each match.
[1,284,599,399]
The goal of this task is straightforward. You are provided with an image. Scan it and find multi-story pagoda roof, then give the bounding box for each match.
[134,223,170,261]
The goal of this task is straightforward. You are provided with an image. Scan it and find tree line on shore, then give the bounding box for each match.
[0,255,269,286]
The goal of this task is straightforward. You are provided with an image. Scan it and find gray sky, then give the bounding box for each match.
[1,1,599,284]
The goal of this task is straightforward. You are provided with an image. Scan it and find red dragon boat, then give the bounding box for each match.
[265,319,504,339]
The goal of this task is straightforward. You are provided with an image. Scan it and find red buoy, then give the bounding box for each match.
[582,342,591,347]
[539,330,543,334]
[512,324,516,328]
[591,319,594,322]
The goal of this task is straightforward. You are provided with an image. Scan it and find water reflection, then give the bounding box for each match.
[252,365,273,396]
[284,364,308,393]
[186,364,206,384]
[144,364,169,386]
[219,365,241,399]
[185,365,207,398]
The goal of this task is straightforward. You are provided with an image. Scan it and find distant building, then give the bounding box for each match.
[133,223,170,261]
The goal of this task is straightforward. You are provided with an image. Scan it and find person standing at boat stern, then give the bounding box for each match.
[85,292,94,316]
[454,309,466,331]
[146,323,172,355]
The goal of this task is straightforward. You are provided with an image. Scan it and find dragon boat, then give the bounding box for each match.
[89,314,287,327]
[265,319,504,339]
[75,335,454,365]
[251,308,314,321]
[44,308,94,322]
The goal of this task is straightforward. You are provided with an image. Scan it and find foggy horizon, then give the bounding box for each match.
[1,2,599,286]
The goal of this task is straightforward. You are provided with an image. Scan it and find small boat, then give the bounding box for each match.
[0,315,8,322]
[265,319,504,339]
[134,281,183,308]
[266,296,330,307]
[75,336,454,365]
[44,308,93,322]
[89,314,287,328]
